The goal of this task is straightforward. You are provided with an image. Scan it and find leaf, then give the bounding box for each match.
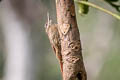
[104,0,120,12]
[75,0,89,15]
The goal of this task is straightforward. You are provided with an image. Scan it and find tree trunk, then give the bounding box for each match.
[56,0,87,80]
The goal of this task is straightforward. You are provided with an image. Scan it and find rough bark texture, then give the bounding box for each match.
[56,0,87,80]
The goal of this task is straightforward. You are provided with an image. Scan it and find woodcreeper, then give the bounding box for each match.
[45,13,63,74]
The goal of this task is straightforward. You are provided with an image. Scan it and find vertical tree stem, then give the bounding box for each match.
[56,0,87,80]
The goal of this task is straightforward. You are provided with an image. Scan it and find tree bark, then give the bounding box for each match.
[56,0,87,80]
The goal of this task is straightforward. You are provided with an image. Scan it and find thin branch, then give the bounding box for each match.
[75,0,120,20]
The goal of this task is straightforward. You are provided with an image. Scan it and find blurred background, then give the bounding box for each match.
[0,0,120,80]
